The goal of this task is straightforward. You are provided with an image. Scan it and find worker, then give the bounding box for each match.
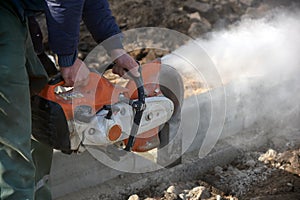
[0,0,139,199]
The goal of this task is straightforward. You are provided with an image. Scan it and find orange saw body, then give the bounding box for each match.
[32,60,174,154]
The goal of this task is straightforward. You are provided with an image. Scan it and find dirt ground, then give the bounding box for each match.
[124,133,300,200]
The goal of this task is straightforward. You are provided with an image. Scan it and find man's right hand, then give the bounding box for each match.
[110,49,140,78]
[60,58,90,87]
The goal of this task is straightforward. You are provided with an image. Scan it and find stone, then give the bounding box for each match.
[188,18,212,38]
[240,0,254,6]
[214,166,223,174]
[245,159,256,167]
[164,191,178,200]
[183,1,211,13]
[258,149,277,163]
[179,193,185,199]
[166,185,176,193]
[128,194,139,200]
[200,188,211,199]
[214,4,223,12]
[187,12,201,20]
[229,1,243,14]
[189,186,211,199]
[201,8,220,24]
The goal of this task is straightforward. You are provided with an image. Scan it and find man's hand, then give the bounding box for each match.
[110,49,140,78]
[60,58,90,87]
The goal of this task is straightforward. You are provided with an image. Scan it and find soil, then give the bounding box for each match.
[37,0,300,199]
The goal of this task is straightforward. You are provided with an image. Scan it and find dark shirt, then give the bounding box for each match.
[7,0,123,67]
[45,0,123,67]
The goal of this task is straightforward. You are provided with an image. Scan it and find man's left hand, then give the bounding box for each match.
[60,58,90,87]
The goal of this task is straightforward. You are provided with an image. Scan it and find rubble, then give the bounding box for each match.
[127,146,300,200]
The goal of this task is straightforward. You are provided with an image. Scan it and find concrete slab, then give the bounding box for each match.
[50,151,122,199]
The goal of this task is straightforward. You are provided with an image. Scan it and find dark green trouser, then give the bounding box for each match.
[0,5,52,200]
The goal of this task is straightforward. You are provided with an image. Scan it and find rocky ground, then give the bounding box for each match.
[126,138,300,200]
[78,0,300,58]
[77,0,300,99]
[38,0,300,199]
[78,0,263,59]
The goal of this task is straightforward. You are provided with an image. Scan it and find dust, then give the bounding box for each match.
[199,9,300,85]
[164,8,300,87]
[163,8,300,154]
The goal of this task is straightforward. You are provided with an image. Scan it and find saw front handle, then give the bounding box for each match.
[106,61,146,151]
[124,65,146,151]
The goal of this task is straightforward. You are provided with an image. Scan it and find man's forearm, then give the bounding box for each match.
[82,0,123,53]
[44,0,84,67]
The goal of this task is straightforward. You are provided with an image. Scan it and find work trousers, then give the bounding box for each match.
[0,4,52,200]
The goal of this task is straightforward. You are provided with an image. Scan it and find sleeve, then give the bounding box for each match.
[82,0,123,53]
[44,0,84,67]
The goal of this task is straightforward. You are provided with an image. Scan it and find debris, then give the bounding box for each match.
[128,194,139,200]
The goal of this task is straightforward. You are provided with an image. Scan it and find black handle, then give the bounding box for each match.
[106,61,146,152]
[106,61,145,105]
[130,66,145,105]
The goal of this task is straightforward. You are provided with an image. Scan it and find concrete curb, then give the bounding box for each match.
[54,145,242,200]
